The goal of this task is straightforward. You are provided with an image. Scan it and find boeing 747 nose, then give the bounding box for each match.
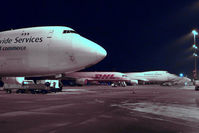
[72,35,107,69]
[93,41,107,62]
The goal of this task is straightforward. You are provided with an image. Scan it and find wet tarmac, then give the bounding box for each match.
[0,85,199,133]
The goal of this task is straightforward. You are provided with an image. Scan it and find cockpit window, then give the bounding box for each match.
[63,30,77,34]
[122,75,127,77]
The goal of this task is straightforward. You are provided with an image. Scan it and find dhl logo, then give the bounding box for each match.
[95,74,115,79]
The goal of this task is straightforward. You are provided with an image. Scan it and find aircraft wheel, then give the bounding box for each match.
[16,89,21,93]
[6,89,12,94]
[21,89,25,93]
[30,89,36,94]
[41,90,48,94]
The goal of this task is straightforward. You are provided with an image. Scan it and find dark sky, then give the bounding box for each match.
[1,0,199,77]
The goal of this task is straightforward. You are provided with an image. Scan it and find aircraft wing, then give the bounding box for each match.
[64,77,94,81]
[137,78,149,82]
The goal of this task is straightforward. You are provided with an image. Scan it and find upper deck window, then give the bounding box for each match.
[63,30,77,34]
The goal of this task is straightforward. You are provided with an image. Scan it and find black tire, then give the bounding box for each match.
[195,87,199,91]
[21,89,25,93]
[41,90,48,94]
[30,89,35,94]
[6,90,12,94]
[16,89,21,93]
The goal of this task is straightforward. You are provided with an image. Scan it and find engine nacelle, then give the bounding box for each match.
[130,80,138,85]
[161,82,173,86]
[75,78,88,86]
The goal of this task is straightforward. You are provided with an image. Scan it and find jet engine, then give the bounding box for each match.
[130,80,138,85]
[75,78,88,86]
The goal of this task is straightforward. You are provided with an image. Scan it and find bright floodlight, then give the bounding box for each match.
[193,44,198,49]
[192,30,198,35]
[179,73,184,77]
[193,53,198,57]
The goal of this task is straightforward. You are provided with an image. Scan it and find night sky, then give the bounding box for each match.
[1,0,199,77]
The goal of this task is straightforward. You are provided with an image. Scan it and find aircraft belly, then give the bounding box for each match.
[0,57,26,76]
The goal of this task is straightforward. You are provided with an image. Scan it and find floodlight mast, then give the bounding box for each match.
[192,30,198,80]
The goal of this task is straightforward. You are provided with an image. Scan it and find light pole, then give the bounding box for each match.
[192,30,198,80]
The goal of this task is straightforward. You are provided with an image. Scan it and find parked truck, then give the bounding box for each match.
[3,77,62,94]
[194,80,199,91]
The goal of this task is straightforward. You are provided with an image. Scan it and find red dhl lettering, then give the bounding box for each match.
[95,74,115,79]
[95,74,102,79]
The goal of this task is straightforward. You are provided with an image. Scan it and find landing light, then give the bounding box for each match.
[192,30,198,36]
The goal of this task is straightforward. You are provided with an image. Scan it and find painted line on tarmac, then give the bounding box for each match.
[49,89,95,95]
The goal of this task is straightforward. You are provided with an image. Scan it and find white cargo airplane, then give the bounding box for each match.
[125,71,180,85]
[0,26,106,77]
[63,72,130,86]
[161,76,191,86]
